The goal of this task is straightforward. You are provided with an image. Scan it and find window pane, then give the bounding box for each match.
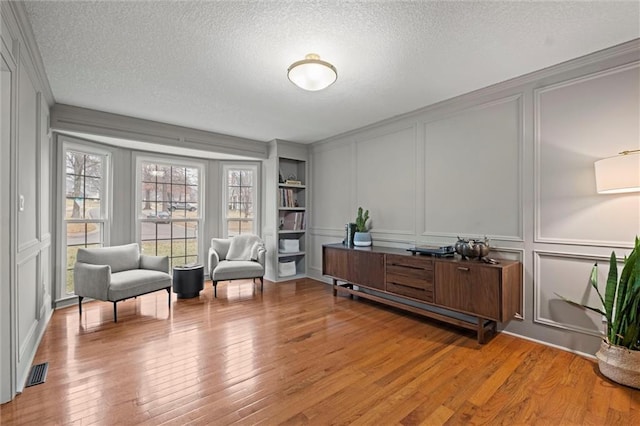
[85,198,102,220]
[224,166,257,237]
[65,222,103,295]
[65,174,82,197]
[63,148,107,296]
[84,154,103,178]
[138,161,200,268]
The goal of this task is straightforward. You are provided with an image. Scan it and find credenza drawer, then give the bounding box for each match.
[386,280,434,302]
[386,254,434,271]
[385,254,434,302]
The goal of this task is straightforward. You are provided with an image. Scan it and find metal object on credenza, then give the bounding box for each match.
[455,236,491,260]
[407,245,455,257]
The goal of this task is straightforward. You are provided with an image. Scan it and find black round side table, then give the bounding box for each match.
[172,264,204,299]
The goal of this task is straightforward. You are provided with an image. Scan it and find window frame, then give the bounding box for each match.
[221,162,261,238]
[134,154,205,270]
[56,136,112,302]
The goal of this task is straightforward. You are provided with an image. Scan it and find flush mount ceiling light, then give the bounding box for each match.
[594,149,640,194]
[287,53,337,91]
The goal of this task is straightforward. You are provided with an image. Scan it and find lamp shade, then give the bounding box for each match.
[594,151,640,194]
[287,53,337,91]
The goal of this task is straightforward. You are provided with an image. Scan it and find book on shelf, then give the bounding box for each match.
[280,211,305,230]
[285,179,302,186]
[279,188,301,208]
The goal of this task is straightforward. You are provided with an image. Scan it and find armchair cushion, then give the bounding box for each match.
[212,260,265,281]
[76,243,140,273]
[109,269,173,301]
[226,234,263,261]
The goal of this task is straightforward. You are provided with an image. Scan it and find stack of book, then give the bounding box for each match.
[279,188,299,207]
[280,211,305,230]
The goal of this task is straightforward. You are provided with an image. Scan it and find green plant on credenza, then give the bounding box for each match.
[353,207,372,247]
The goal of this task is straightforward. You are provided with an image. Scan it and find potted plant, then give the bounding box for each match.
[353,207,372,247]
[557,236,640,388]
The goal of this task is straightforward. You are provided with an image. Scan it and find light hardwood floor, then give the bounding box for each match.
[1,278,639,425]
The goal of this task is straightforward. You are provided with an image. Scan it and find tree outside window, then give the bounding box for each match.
[64,149,107,295]
[139,161,201,269]
[224,165,258,237]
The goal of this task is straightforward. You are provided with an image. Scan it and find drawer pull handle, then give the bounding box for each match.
[391,263,424,270]
[457,267,470,272]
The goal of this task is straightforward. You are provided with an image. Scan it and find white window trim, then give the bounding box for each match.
[133,153,205,267]
[221,162,261,238]
[56,135,112,302]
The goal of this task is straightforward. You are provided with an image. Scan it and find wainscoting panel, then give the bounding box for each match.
[355,124,417,236]
[17,64,38,251]
[17,254,38,362]
[423,95,522,239]
[311,142,352,231]
[38,94,50,237]
[533,251,617,337]
[535,62,640,247]
[38,245,51,319]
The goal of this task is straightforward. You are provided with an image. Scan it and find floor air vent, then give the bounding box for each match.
[26,362,48,387]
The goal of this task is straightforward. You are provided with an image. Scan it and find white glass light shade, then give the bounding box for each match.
[594,151,640,194]
[287,53,337,91]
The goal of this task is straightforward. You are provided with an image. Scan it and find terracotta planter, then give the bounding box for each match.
[595,341,640,389]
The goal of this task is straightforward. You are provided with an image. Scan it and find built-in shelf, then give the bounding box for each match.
[279,184,306,189]
[278,251,305,258]
[273,155,307,282]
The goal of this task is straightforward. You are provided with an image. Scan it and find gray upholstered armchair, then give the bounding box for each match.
[208,234,266,297]
[74,243,172,322]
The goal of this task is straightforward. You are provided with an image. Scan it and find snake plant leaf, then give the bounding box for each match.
[590,262,606,308]
[619,286,640,347]
[613,239,640,345]
[554,293,605,317]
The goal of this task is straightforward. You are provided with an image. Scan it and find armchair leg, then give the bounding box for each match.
[213,281,218,298]
[166,287,171,309]
[78,296,83,316]
[260,277,264,292]
[113,302,118,323]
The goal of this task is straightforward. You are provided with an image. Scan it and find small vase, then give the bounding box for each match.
[353,232,372,247]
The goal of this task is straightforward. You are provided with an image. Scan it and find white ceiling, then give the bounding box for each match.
[23,1,640,144]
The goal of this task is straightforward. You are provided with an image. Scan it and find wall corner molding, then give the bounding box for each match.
[7,1,54,106]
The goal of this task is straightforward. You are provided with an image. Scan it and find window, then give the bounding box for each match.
[63,147,109,295]
[223,164,259,237]
[138,160,202,269]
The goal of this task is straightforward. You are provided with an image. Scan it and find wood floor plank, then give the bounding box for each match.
[2,278,639,425]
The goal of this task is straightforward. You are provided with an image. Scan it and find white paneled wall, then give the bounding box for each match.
[2,2,54,403]
[535,63,640,247]
[309,42,640,355]
[355,125,417,238]
[423,96,522,240]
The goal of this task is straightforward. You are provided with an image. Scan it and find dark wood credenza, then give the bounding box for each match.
[322,243,522,343]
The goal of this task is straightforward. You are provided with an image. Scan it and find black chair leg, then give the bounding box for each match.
[260,277,264,292]
[78,296,83,316]
[166,287,171,309]
[113,302,118,323]
[213,281,217,298]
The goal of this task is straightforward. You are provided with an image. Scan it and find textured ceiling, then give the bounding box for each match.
[23,1,640,144]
